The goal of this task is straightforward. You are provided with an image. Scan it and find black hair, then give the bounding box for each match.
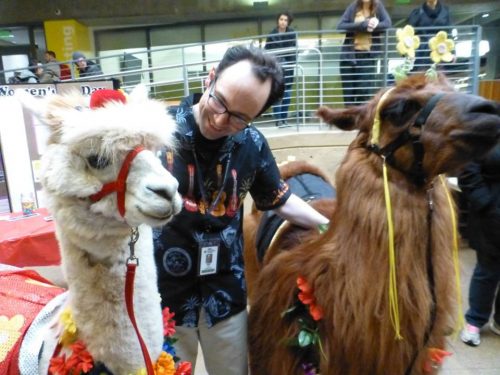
[215,45,285,116]
[276,11,294,26]
[46,50,56,58]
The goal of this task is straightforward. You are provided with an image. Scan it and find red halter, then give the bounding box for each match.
[89,146,145,217]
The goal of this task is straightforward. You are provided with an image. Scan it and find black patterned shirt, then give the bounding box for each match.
[154,94,291,327]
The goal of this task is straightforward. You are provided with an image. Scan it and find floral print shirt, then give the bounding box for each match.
[154,94,290,327]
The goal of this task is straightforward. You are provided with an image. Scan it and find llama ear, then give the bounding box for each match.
[316,106,363,130]
[128,84,149,103]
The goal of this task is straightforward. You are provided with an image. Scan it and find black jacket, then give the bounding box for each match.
[264,27,297,65]
[459,144,500,267]
[408,2,451,32]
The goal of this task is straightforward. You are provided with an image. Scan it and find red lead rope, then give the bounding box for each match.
[89,146,146,217]
[125,261,155,375]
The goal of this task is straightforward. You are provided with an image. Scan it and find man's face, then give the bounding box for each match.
[76,58,87,70]
[196,60,271,140]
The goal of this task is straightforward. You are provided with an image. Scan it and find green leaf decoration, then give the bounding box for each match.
[281,304,297,318]
[318,223,329,234]
[298,330,313,347]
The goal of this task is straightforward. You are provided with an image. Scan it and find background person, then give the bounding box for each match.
[153,45,329,375]
[264,11,297,127]
[337,0,391,105]
[459,144,500,346]
[408,0,452,70]
[44,50,61,80]
[72,51,103,78]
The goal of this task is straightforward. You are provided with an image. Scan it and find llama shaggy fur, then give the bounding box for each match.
[17,86,182,374]
[247,74,500,375]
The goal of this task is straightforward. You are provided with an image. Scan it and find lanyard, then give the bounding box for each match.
[191,146,232,216]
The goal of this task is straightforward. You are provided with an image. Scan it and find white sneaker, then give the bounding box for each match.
[460,323,481,346]
[490,320,500,336]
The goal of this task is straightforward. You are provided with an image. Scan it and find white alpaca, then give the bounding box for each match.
[14,86,182,374]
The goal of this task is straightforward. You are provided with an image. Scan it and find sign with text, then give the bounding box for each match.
[44,19,92,63]
[0,81,114,98]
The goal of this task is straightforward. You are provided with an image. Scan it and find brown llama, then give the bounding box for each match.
[244,160,336,302]
[247,74,500,375]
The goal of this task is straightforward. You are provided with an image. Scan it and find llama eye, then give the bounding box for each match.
[87,154,110,169]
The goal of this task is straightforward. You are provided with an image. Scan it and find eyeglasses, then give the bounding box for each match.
[208,80,251,130]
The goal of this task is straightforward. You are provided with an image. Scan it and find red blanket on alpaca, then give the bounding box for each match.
[0,269,65,375]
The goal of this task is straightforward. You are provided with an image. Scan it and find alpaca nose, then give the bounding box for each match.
[467,98,500,116]
[148,186,176,201]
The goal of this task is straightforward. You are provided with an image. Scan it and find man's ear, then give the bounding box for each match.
[204,66,216,90]
[316,105,363,131]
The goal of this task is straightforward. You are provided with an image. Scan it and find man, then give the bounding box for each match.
[154,45,329,374]
[44,50,61,80]
[72,51,103,78]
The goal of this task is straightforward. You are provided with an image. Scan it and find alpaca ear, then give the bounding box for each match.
[128,84,149,103]
[316,106,362,130]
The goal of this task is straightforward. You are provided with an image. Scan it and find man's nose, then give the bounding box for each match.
[214,112,231,126]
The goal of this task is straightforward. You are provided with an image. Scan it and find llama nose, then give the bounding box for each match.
[467,99,500,116]
[148,186,175,201]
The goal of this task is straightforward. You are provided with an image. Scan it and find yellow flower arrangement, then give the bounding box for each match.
[429,31,454,64]
[396,25,420,58]
[59,307,78,346]
[0,314,25,361]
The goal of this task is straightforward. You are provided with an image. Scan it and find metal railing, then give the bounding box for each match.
[0,26,483,130]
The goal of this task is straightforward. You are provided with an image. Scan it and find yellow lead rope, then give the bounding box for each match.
[439,175,465,334]
[383,160,404,340]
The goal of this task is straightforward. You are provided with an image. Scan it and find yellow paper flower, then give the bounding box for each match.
[59,307,78,346]
[154,351,176,375]
[396,25,420,58]
[0,315,25,361]
[429,31,454,63]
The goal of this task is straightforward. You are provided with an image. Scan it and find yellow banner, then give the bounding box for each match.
[43,20,92,63]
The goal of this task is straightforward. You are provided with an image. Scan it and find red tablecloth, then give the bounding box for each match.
[0,208,60,267]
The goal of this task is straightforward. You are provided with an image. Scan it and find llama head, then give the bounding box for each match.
[317,73,500,183]
[19,86,182,228]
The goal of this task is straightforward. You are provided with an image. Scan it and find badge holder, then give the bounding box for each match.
[197,237,220,277]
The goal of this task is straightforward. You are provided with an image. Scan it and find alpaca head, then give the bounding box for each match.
[317,73,500,183]
[20,86,182,228]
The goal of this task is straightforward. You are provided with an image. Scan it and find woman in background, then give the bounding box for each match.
[265,11,297,127]
[338,0,391,105]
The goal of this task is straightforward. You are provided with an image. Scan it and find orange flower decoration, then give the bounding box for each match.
[296,276,324,321]
[155,351,176,375]
[66,340,94,374]
[48,354,68,375]
[422,347,452,373]
[175,361,192,375]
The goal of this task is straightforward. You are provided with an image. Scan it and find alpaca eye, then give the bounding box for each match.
[87,154,110,169]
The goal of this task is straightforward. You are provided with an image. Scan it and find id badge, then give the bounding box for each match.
[198,237,220,276]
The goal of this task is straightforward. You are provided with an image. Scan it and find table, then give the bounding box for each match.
[0,208,60,267]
